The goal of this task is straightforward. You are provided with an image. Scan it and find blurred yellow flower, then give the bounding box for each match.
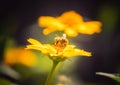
[4,47,37,66]
[38,11,102,37]
[57,84,63,85]
[26,34,91,61]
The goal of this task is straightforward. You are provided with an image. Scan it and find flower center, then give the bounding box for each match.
[53,34,68,52]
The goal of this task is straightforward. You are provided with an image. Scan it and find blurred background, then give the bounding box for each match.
[0,0,120,85]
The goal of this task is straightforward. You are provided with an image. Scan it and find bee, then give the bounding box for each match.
[54,34,68,50]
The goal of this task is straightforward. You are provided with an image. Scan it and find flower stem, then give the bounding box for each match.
[45,60,60,85]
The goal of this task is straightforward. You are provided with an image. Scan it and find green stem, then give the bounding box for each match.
[45,60,60,85]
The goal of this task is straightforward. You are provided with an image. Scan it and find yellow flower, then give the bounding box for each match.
[57,84,63,85]
[4,47,37,66]
[38,11,102,37]
[26,34,91,61]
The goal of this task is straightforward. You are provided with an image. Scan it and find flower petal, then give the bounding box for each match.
[73,49,91,56]
[27,38,42,45]
[25,45,48,53]
[38,16,65,31]
[63,45,91,57]
[26,44,56,55]
[58,11,83,24]
[64,28,78,37]
[43,28,56,35]
[77,21,102,34]
[44,44,56,54]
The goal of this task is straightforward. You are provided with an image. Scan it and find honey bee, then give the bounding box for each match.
[54,34,68,50]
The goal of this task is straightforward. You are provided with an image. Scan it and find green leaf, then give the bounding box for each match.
[96,72,120,83]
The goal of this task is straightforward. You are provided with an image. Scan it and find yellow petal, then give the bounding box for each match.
[85,21,102,33]
[4,47,37,66]
[44,44,56,54]
[63,47,91,57]
[18,49,37,66]
[58,11,83,24]
[27,38,42,45]
[26,44,56,55]
[26,45,48,54]
[38,16,65,31]
[64,28,78,37]
[74,49,91,56]
[77,21,102,34]
[63,45,75,51]
[43,28,56,35]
